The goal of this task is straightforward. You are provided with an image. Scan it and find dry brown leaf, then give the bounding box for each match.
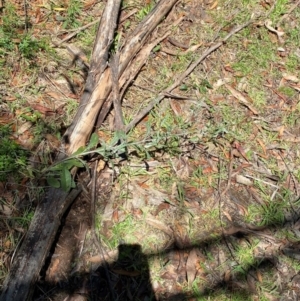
[257,138,267,155]
[282,73,299,82]
[223,210,232,222]
[209,0,218,10]
[31,103,55,115]
[257,270,263,283]
[46,91,62,100]
[265,20,285,43]
[0,114,14,125]
[137,181,150,189]
[225,84,258,114]
[224,269,231,282]
[154,203,170,216]
[172,156,190,179]
[232,140,249,161]
[145,217,173,236]
[83,0,96,10]
[169,100,182,116]
[112,210,119,222]
[15,121,33,135]
[202,166,213,174]
[97,160,106,172]
[186,249,198,285]
[45,134,60,149]
[132,208,143,217]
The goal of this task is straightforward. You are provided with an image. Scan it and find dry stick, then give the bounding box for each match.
[111,53,125,131]
[96,29,175,126]
[125,19,254,133]
[0,186,82,301]
[65,0,122,141]
[278,152,299,204]
[96,15,184,126]
[55,20,99,46]
[65,0,179,154]
[56,9,138,46]
[90,162,116,299]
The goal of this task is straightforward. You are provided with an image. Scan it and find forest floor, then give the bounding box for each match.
[1,0,300,300]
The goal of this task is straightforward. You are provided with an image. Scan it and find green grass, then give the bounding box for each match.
[1,0,300,299]
[0,126,29,182]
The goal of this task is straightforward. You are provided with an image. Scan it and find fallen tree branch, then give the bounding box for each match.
[64,0,122,140]
[125,19,254,133]
[0,2,180,300]
[0,1,121,300]
[96,16,184,126]
[0,186,82,301]
[64,0,179,154]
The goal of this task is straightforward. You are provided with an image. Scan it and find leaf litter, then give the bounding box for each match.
[1,0,300,300]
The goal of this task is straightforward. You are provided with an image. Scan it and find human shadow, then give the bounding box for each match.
[106,244,157,301]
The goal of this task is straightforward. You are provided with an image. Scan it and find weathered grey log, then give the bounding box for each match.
[0,1,121,300]
[0,1,179,300]
[0,187,81,301]
[65,0,122,138]
[64,0,179,155]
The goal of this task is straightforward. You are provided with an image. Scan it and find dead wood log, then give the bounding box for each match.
[0,187,82,301]
[64,0,179,155]
[65,0,122,139]
[0,1,121,300]
[0,2,179,300]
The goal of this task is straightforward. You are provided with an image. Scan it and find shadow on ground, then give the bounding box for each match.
[29,208,300,301]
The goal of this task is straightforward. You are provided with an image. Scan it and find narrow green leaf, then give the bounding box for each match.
[71,159,85,168]
[87,133,99,149]
[62,159,82,170]
[47,176,60,188]
[152,44,161,52]
[72,146,86,156]
[60,167,72,192]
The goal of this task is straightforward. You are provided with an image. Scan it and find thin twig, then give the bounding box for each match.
[55,20,99,46]
[278,152,299,198]
[277,0,300,27]
[244,174,280,188]
[218,159,259,283]
[90,161,116,299]
[221,147,234,197]
[55,9,138,47]
[125,19,254,133]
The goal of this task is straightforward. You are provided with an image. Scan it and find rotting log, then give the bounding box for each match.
[0,187,82,301]
[0,1,179,300]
